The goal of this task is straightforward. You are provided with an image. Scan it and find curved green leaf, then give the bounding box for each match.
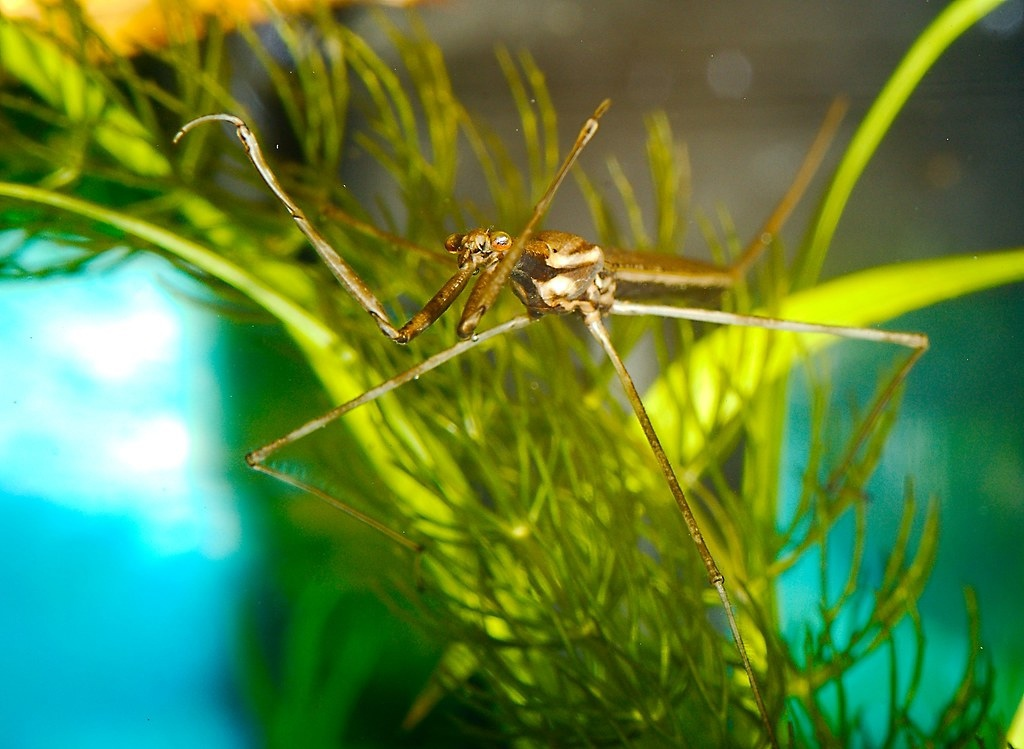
[796,0,1010,287]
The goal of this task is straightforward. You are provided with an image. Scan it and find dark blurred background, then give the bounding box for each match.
[2,1,1022,746]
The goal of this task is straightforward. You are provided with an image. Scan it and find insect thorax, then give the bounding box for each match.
[510,230,615,318]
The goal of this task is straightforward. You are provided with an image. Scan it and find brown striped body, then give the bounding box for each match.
[445,229,616,320]
[509,230,615,317]
[446,228,735,320]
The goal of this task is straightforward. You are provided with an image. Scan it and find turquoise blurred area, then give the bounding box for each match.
[0,245,469,748]
[0,249,255,748]
[778,283,1024,739]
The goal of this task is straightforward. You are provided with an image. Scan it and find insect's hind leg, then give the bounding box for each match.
[725,97,848,284]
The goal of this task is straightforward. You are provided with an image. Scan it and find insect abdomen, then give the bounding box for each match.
[510,231,607,314]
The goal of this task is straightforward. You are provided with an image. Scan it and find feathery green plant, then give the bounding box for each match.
[2,1,1021,745]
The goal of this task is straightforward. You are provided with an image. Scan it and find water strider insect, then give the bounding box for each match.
[176,98,928,746]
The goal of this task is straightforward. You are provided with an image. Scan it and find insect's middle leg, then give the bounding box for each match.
[244,316,535,553]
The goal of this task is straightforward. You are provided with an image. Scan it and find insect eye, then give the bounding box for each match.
[492,231,512,249]
[444,233,463,253]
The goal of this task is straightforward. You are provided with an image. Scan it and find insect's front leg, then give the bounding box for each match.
[174,114,473,344]
[454,99,611,340]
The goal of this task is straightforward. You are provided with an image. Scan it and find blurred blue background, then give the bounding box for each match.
[0,252,254,747]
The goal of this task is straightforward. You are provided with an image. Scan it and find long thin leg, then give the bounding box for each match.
[246,315,535,552]
[585,315,779,749]
[728,97,849,281]
[603,97,848,295]
[612,301,927,348]
[174,114,474,343]
[610,300,929,475]
[456,99,612,338]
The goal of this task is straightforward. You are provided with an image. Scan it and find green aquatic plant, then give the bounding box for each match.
[2,1,1021,745]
